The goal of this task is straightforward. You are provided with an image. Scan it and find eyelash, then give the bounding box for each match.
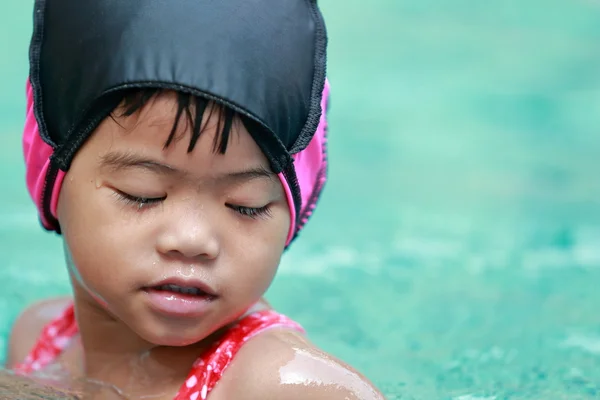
[115,191,165,209]
[227,204,272,219]
[114,191,272,219]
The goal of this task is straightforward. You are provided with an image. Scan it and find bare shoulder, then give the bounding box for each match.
[5,296,72,368]
[214,328,385,400]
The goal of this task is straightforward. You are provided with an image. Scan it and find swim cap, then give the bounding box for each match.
[22,0,329,247]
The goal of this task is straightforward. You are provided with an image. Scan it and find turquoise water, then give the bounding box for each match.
[2,0,600,398]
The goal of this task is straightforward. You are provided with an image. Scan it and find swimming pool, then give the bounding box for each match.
[2,0,600,398]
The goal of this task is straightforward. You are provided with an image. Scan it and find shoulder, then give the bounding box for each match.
[214,328,385,400]
[5,296,72,368]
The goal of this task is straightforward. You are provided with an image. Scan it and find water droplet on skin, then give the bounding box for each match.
[279,347,382,399]
[177,266,196,278]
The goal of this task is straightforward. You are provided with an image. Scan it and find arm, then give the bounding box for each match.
[266,380,386,400]
[5,297,72,368]
[218,330,385,400]
[263,355,386,400]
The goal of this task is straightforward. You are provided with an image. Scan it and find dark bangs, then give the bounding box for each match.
[112,88,248,154]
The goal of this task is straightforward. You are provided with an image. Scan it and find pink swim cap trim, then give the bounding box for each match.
[278,172,297,245]
[23,79,64,230]
[279,79,330,245]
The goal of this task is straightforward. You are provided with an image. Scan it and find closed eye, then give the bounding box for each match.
[226,204,272,219]
[114,190,166,210]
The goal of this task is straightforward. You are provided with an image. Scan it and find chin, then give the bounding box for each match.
[139,325,209,347]
[154,335,204,347]
[144,313,226,347]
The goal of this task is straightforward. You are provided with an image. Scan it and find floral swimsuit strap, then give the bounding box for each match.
[175,310,304,400]
[13,303,77,374]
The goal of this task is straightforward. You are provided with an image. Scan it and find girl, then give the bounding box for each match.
[5,0,384,399]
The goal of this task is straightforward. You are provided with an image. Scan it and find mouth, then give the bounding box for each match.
[143,278,218,300]
[143,280,217,317]
[150,284,216,299]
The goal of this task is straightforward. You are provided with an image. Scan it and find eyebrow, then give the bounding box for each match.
[99,151,275,183]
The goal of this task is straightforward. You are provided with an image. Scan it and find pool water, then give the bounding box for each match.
[2,0,600,398]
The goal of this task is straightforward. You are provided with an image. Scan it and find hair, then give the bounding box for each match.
[110,88,255,155]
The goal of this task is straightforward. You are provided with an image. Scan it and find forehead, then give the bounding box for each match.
[92,92,270,172]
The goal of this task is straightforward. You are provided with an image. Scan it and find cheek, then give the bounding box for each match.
[58,175,144,290]
[272,202,292,249]
[227,205,290,294]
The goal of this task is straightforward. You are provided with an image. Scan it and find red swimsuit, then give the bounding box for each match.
[13,304,304,399]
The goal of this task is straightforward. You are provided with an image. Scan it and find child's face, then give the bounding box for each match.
[56,92,290,346]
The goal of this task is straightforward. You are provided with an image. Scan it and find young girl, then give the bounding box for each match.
[5,0,384,399]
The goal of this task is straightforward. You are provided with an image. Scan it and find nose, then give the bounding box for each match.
[155,207,220,261]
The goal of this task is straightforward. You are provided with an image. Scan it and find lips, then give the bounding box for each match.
[154,284,205,296]
[145,278,218,298]
[143,277,218,317]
